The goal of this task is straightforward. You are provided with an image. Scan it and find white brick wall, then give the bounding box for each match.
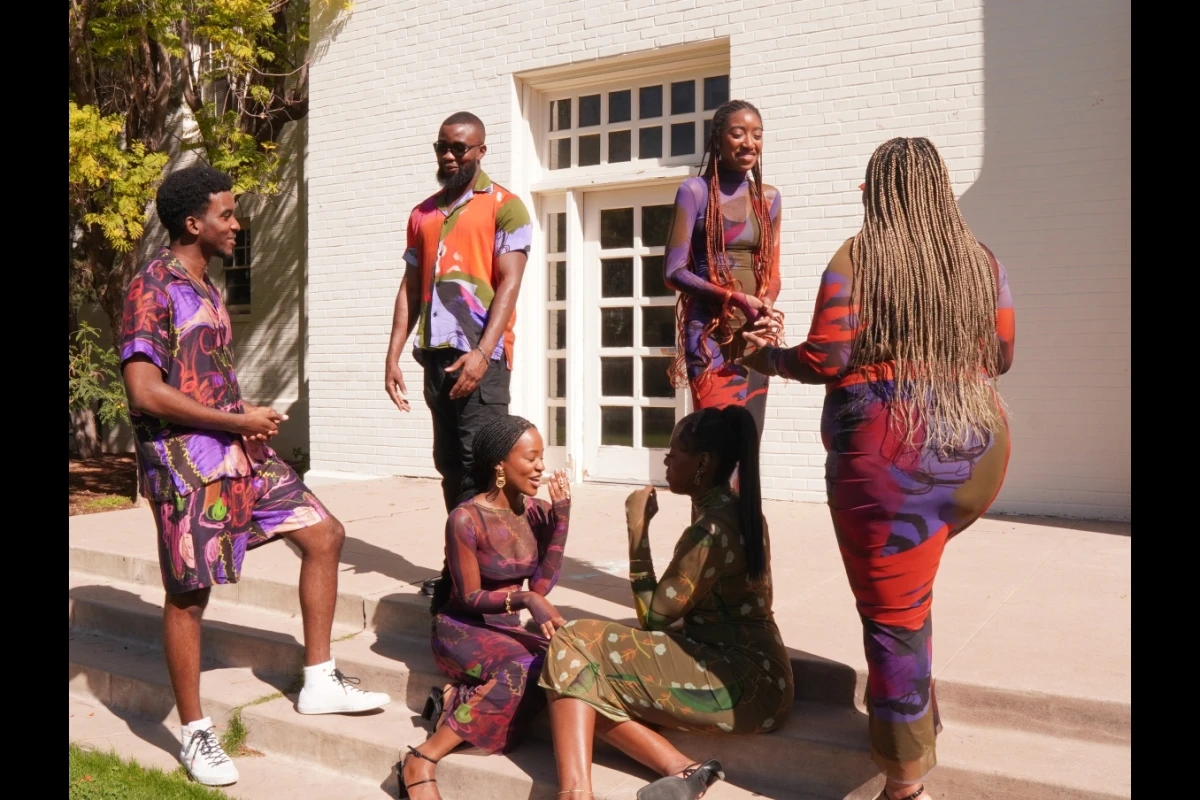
[306,0,1131,519]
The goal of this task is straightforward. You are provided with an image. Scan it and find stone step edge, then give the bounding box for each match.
[69,630,1128,800]
[68,562,1132,745]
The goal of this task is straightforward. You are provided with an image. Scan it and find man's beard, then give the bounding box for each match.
[437,160,478,191]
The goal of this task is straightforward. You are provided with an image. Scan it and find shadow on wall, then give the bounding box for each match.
[958,0,1131,519]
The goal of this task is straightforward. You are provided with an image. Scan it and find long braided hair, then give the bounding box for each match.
[670,100,776,387]
[675,406,767,581]
[850,137,1003,453]
[429,415,537,614]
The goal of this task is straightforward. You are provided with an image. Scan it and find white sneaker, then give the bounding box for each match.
[179,720,239,786]
[296,661,391,715]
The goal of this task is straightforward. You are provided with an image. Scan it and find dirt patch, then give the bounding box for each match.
[69,455,138,516]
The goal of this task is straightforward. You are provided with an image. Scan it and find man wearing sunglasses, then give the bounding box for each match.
[385,111,533,513]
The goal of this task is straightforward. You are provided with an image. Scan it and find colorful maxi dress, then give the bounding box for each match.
[762,239,1016,782]
[539,487,793,734]
[664,174,782,440]
[432,498,569,754]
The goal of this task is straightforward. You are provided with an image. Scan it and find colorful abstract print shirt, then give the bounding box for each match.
[121,248,261,501]
[403,170,532,368]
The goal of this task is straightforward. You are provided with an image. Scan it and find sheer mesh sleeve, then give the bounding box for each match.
[663,179,728,303]
[981,244,1016,375]
[527,499,570,596]
[444,507,511,614]
[631,521,723,631]
[767,241,855,384]
[764,187,782,302]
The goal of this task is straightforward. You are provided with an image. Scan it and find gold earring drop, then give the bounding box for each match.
[495,465,506,490]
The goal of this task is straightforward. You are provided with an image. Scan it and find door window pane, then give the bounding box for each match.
[579,94,601,127]
[609,130,632,163]
[549,212,567,253]
[549,262,566,302]
[551,138,571,170]
[642,407,677,448]
[642,306,676,347]
[641,205,673,248]
[642,357,675,398]
[609,90,632,123]
[579,134,601,167]
[601,258,634,298]
[671,80,696,115]
[600,208,634,249]
[639,85,663,119]
[601,407,634,446]
[601,357,634,396]
[671,122,695,156]
[642,256,672,297]
[639,127,663,159]
[550,309,567,350]
[551,407,567,447]
[601,308,634,347]
[549,358,566,398]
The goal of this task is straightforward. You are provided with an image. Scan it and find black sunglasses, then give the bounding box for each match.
[433,141,482,157]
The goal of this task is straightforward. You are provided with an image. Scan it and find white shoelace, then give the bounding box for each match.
[185,728,232,767]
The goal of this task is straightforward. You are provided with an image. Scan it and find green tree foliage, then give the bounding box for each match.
[68,0,350,333]
[69,323,130,430]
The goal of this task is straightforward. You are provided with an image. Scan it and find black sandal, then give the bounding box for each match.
[420,686,445,722]
[396,745,438,798]
[636,759,724,800]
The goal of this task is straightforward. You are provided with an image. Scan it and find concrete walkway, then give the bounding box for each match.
[71,475,1131,716]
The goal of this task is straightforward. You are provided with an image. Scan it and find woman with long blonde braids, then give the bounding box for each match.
[742,137,1016,800]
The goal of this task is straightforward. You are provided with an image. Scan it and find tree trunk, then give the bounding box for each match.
[71,406,101,459]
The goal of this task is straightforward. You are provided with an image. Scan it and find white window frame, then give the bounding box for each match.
[510,41,728,483]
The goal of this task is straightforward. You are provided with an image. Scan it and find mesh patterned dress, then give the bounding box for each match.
[432,498,569,754]
[664,174,782,440]
[539,487,793,735]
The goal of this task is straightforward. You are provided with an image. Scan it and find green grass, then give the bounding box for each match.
[69,744,232,799]
[84,495,133,512]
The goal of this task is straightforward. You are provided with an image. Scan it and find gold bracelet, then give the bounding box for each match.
[630,571,652,579]
[505,591,513,614]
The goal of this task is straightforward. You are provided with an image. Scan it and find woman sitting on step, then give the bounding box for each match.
[539,405,794,800]
[397,415,572,799]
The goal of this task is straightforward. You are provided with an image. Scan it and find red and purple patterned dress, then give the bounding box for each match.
[431,497,569,754]
[763,239,1015,782]
[665,173,781,439]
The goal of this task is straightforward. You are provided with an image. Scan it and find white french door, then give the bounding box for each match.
[581,186,687,484]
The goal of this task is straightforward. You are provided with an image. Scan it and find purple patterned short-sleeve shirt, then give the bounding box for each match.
[120,248,267,501]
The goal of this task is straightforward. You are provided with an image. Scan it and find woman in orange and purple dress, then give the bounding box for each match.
[742,137,1016,800]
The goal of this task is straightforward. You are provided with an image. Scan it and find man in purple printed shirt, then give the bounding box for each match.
[120,165,389,787]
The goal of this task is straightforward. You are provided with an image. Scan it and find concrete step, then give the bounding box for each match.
[70,631,801,800]
[69,581,1131,799]
[71,694,392,800]
[67,553,1131,747]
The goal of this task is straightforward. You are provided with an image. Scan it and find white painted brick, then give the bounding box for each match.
[302,0,1130,519]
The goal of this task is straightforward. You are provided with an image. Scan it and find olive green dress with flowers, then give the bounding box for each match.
[539,487,793,733]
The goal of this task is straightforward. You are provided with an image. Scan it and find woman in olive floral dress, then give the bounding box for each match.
[540,406,793,800]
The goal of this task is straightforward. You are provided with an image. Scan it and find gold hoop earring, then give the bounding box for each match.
[494,465,506,490]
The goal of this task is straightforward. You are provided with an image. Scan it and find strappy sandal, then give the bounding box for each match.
[636,759,724,800]
[396,745,438,799]
[876,786,925,800]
